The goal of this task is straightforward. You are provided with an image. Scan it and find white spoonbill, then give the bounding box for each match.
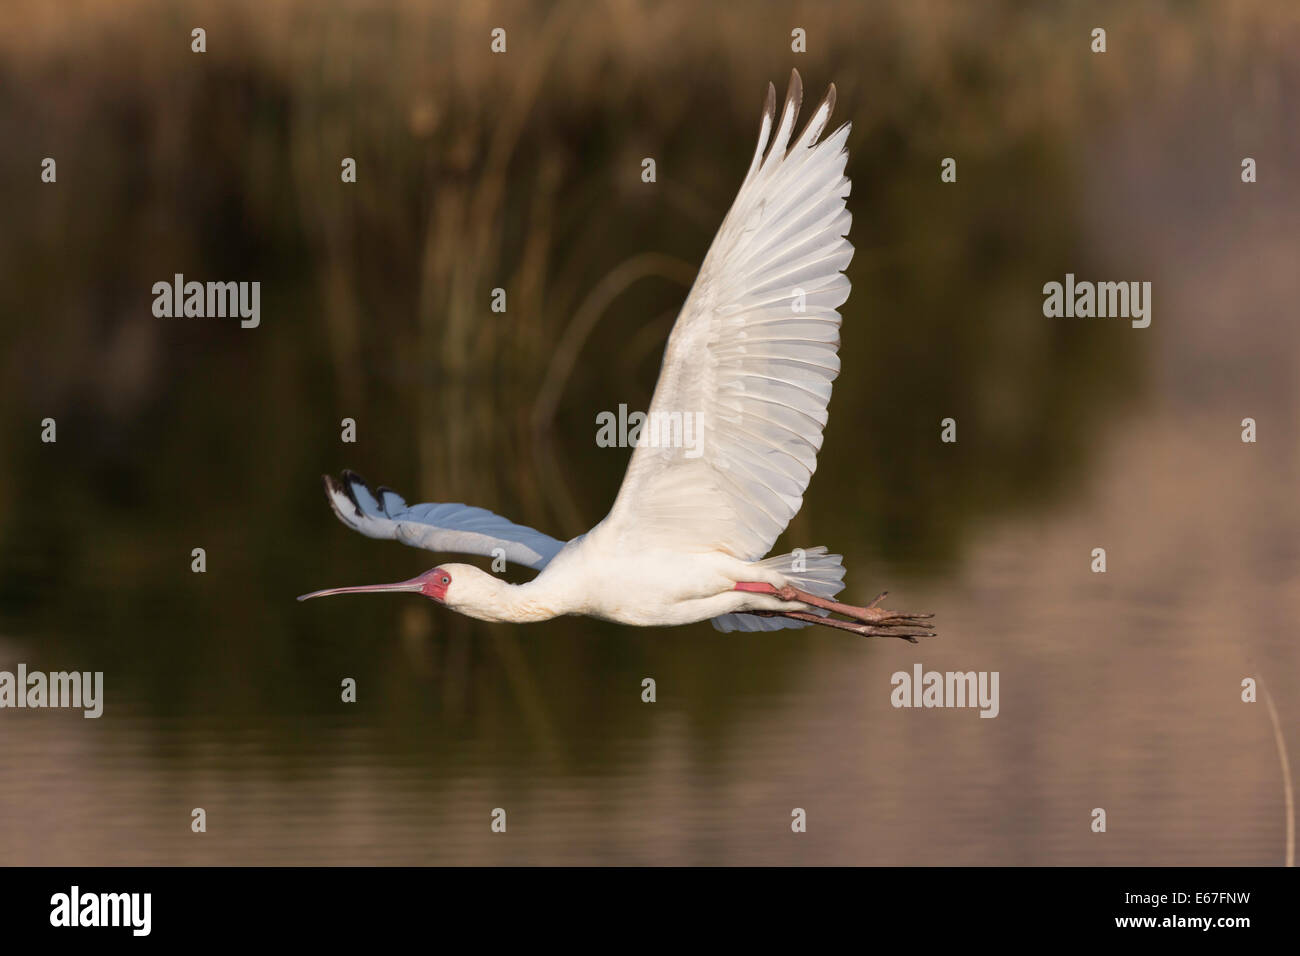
[300,71,934,642]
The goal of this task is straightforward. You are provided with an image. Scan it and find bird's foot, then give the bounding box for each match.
[735,581,935,640]
[773,585,935,639]
[752,609,931,643]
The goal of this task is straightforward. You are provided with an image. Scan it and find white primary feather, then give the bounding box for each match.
[324,472,565,571]
[596,70,853,562]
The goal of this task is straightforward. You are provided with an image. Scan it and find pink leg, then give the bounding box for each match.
[749,610,927,642]
[736,581,934,639]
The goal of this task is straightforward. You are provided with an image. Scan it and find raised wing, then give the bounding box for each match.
[599,70,852,561]
[324,471,566,571]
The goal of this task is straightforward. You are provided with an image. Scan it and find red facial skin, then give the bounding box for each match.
[422,569,451,602]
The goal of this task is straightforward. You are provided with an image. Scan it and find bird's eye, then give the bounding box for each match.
[440,576,450,585]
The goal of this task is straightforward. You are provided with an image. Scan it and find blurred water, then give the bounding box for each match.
[1,403,1295,865]
[0,0,1297,865]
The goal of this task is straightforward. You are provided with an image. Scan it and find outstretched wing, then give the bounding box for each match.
[324,471,566,571]
[598,71,852,562]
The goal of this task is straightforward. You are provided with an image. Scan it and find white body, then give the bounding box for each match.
[439,533,802,626]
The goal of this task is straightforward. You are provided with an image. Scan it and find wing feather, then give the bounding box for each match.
[324,471,565,571]
[597,71,853,561]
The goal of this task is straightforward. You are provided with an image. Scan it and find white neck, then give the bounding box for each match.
[448,566,562,624]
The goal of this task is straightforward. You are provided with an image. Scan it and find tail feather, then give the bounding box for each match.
[712,546,846,632]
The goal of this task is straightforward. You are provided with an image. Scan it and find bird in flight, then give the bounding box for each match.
[300,71,934,642]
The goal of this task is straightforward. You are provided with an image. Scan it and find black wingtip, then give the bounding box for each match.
[794,82,838,148]
[321,473,352,521]
[342,470,375,496]
[333,470,368,517]
[375,485,400,517]
[322,473,348,506]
